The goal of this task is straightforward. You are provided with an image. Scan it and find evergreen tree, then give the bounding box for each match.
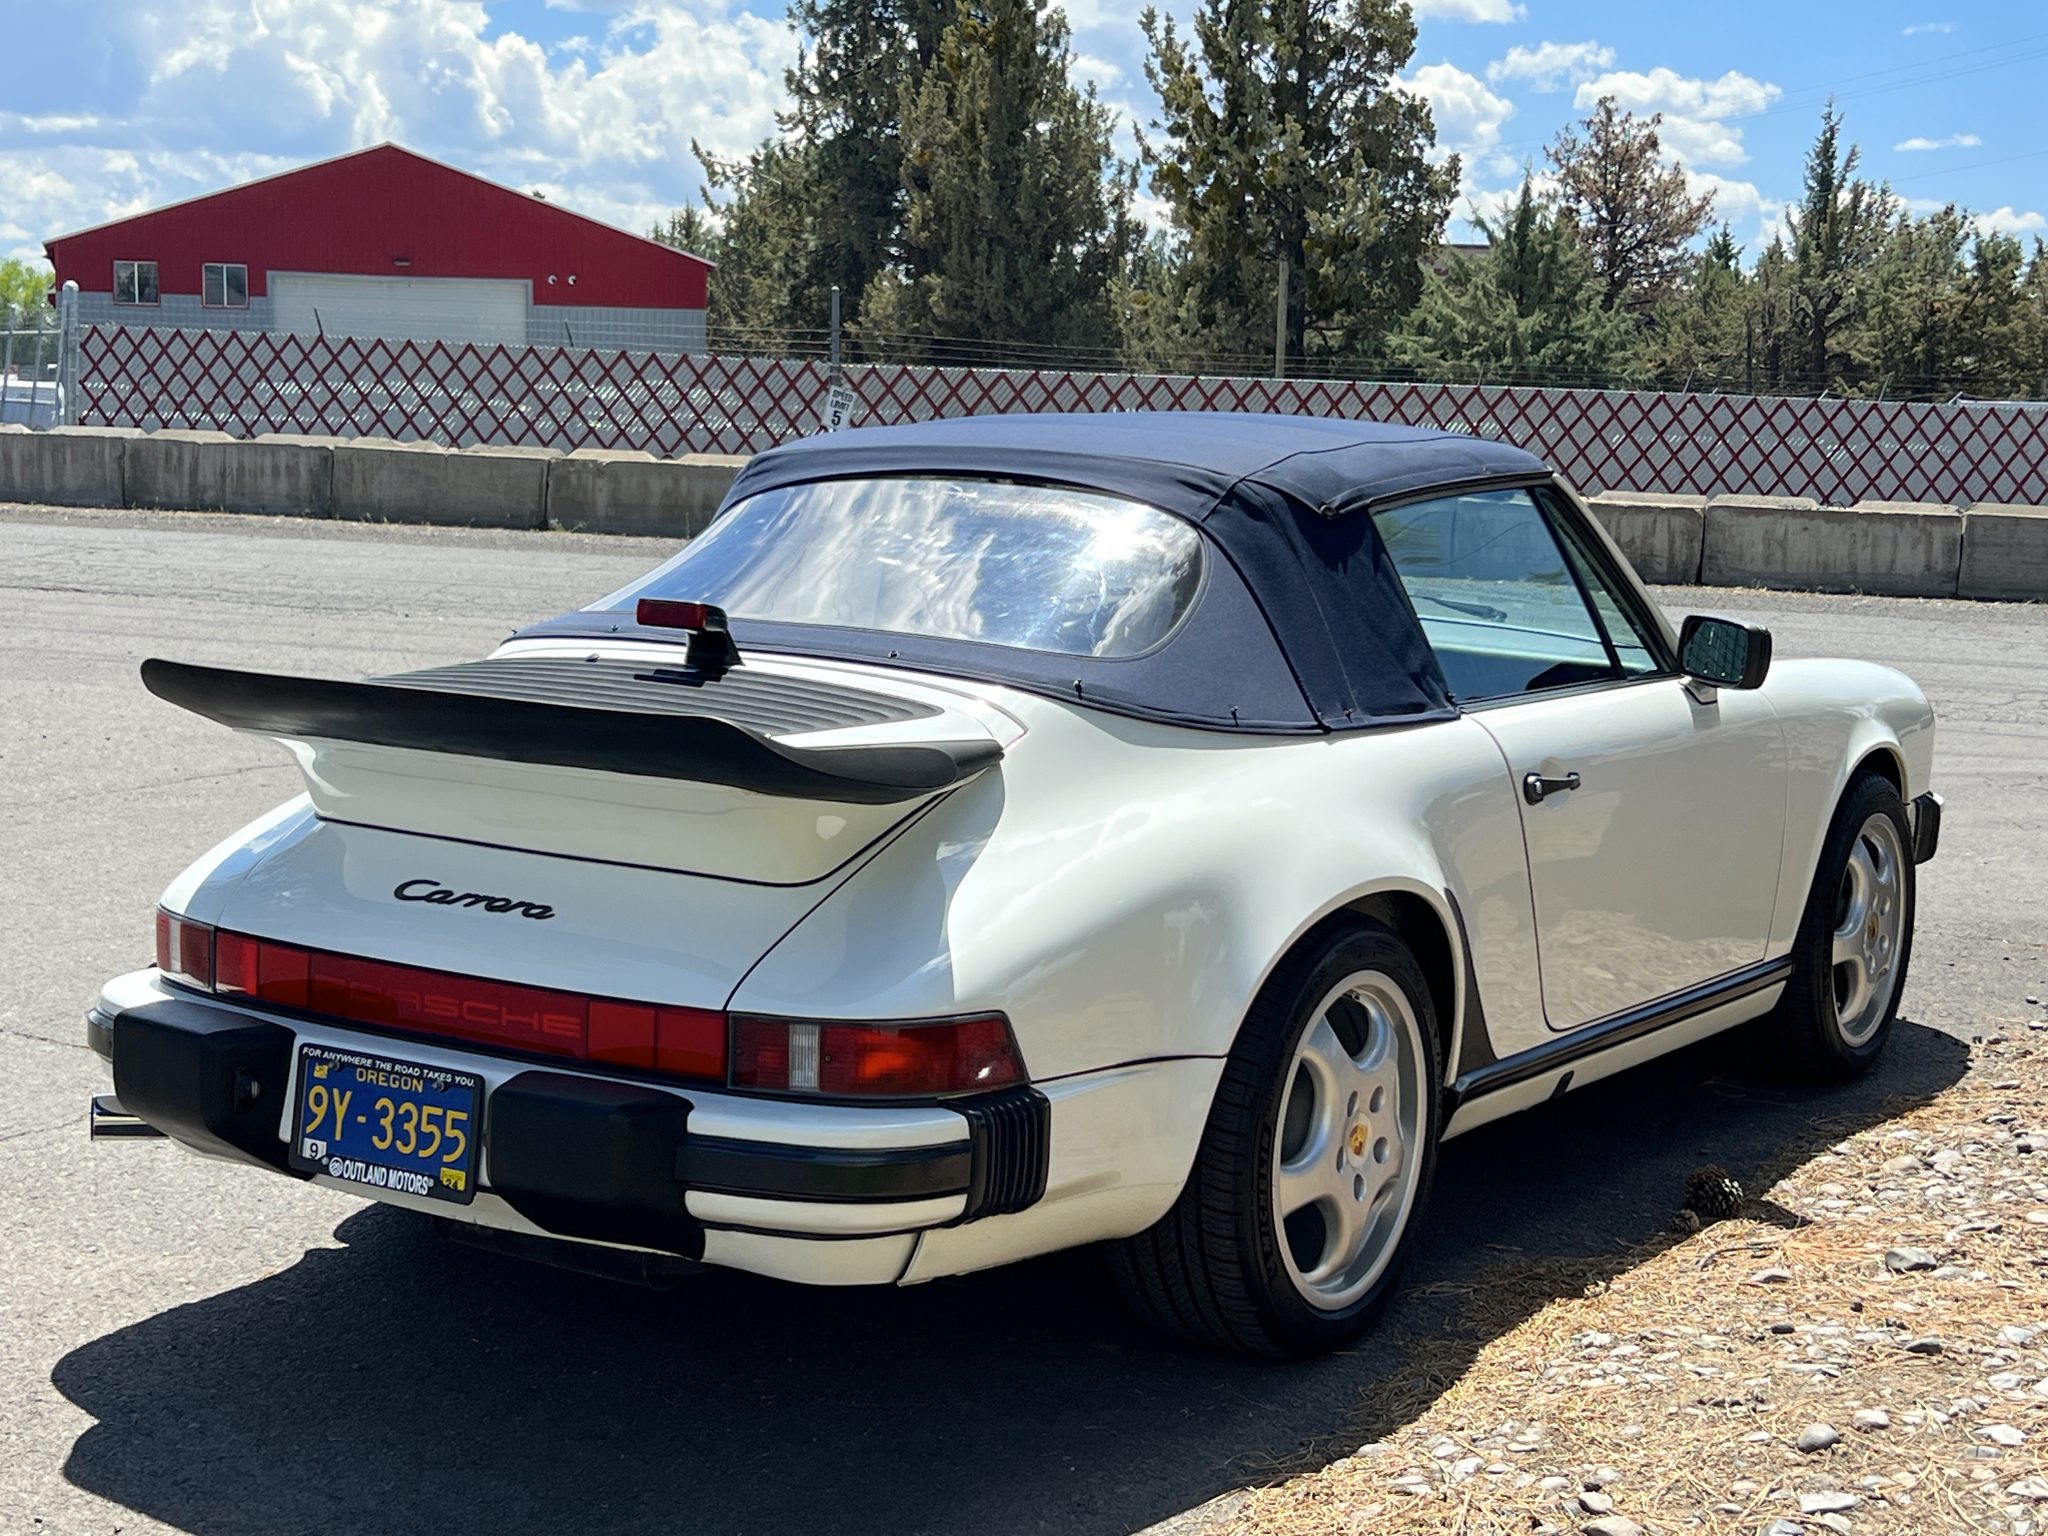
[1783,104,1894,390]
[1643,223,1745,387]
[782,0,953,324]
[1387,178,1634,384]
[1860,205,1968,399]
[1547,97,1714,314]
[863,0,1136,357]
[1140,0,1456,364]
[648,207,723,265]
[692,139,833,336]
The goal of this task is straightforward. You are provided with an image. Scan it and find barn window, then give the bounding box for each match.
[202,263,249,309]
[113,260,159,305]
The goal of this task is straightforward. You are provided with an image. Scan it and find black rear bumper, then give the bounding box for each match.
[96,994,1048,1258]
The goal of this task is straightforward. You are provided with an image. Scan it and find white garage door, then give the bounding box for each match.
[271,274,529,346]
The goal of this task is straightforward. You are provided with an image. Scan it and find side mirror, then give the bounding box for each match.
[1679,615,1772,690]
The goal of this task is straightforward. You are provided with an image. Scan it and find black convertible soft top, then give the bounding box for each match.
[519,413,1553,734]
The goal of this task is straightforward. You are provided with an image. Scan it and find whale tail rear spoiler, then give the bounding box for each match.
[140,657,1004,807]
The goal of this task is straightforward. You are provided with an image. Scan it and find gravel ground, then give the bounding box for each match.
[1200,1029,2048,1536]
[1,503,2044,1536]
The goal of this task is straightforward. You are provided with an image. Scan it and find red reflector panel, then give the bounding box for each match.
[306,952,588,1058]
[732,1015,1024,1097]
[656,1006,726,1080]
[588,1001,657,1069]
[207,930,722,1083]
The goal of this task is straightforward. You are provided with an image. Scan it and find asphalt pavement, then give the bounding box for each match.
[2,504,2043,1536]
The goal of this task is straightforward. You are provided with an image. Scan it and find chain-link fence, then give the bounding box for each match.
[66,316,2048,506]
[1,305,66,428]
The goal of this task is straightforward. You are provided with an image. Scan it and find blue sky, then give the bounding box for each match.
[3,0,2043,266]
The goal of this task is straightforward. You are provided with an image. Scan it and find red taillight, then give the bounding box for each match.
[731,1015,1025,1098]
[155,909,215,990]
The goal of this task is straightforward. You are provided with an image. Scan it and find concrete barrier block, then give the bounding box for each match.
[1960,503,2048,601]
[1585,492,1706,584]
[1703,495,1961,597]
[548,449,743,538]
[0,425,140,508]
[124,428,239,510]
[231,433,338,517]
[331,440,556,529]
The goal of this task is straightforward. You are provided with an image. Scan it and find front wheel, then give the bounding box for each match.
[1108,923,1443,1357]
[1775,772,1916,1080]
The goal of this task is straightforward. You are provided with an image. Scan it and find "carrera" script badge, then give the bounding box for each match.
[393,879,555,921]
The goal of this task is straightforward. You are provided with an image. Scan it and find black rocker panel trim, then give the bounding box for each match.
[1449,956,1793,1109]
[378,655,939,736]
[141,657,1000,806]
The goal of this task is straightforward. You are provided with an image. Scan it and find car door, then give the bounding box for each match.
[1372,486,1787,1032]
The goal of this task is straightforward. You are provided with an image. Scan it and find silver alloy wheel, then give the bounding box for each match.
[1831,811,1907,1044]
[1271,969,1428,1311]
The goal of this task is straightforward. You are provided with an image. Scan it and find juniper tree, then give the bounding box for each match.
[1140,0,1455,363]
[865,0,1135,356]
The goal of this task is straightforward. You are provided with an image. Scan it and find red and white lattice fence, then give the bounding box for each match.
[75,322,2048,505]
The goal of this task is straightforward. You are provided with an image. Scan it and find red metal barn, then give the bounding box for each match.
[45,144,713,352]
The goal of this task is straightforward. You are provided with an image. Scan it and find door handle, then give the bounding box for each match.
[1522,770,1582,805]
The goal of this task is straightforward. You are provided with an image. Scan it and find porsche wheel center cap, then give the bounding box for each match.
[1347,1124,1368,1159]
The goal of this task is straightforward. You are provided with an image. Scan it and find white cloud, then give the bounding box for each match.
[1573,68,1780,168]
[5,0,798,252]
[1684,170,1782,253]
[1903,21,1956,34]
[1404,62,1515,165]
[1486,41,1616,91]
[1411,0,1525,23]
[1976,206,2047,235]
[1894,132,1981,152]
[1072,52,1125,91]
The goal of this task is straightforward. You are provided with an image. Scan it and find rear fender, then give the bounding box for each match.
[1761,659,1934,952]
[730,705,1540,1088]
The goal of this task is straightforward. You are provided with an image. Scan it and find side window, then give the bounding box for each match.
[1372,489,1617,702]
[1551,511,1663,677]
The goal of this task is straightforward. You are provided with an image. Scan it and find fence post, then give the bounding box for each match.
[56,280,81,426]
[829,286,842,385]
[1273,259,1288,382]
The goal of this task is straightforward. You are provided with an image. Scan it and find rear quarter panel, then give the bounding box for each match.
[730,694,1548,1084]
[1760,657,1935,951]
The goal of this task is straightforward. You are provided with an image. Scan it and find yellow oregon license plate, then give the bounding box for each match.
[286,1043,482,1205]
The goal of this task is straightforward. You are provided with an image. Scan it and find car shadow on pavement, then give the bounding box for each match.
[53,1019,1969,1536]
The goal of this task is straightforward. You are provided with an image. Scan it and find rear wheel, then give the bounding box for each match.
[1108,922,1442,1357]
[1776,772,1915,1080]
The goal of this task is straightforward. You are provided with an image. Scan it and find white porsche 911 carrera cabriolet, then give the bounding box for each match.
[88,413,1940,1357]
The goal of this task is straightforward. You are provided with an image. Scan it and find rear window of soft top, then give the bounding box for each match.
[591,476,1205,660]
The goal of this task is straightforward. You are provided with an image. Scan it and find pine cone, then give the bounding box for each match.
[1685,1164,1745,1222]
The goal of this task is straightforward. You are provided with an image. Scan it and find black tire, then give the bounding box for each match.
[1107,921,1443,1358]
[1775,771,1916,1081]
